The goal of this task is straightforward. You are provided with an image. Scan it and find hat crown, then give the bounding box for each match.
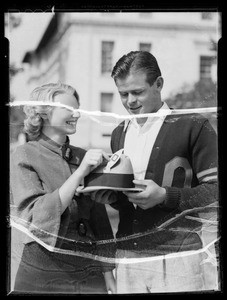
[92,151,133,175]
[80,149,142,192]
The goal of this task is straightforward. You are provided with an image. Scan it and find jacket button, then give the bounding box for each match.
[133,219,139,225]
[78,221,87,236]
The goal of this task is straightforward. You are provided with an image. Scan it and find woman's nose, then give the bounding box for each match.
[73,110,81,118]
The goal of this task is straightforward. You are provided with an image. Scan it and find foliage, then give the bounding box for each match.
[165,79,217,109]
[10,106,26,142]
[5,13,22,30]
[7,13,25,142]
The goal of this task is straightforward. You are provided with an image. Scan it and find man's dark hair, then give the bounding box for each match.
[111,51,162,86]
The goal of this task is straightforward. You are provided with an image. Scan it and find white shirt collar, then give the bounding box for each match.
[123,101,171,132]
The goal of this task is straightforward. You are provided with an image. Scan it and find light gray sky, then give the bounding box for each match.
[6,13,53,65]
[6,13,53,100]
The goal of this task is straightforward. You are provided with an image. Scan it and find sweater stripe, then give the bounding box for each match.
[197,167,217,179]
[200,175,218,183]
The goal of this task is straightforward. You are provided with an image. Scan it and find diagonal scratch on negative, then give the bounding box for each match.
[10,203,219,245]
[10,203,219,242]
[7,101,218,123]
[200,245,219,267]
[10,216,219,265]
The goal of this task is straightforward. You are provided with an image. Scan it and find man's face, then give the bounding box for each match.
[115,71,163,115]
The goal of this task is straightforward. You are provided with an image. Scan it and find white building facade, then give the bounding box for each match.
[21,12,220,152]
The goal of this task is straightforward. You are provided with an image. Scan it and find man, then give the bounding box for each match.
[109,51,218,293]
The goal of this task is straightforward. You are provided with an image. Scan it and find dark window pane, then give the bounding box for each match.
[139,43,152,52]
[100,93,113,112]
[200,56,213,80]
[101,41,114,74]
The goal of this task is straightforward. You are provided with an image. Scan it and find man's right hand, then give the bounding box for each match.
[90,189,118,204]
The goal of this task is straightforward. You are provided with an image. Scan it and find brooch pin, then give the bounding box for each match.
[63,147,72,161]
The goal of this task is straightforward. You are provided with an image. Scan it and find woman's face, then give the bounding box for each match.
[45,93,80,137]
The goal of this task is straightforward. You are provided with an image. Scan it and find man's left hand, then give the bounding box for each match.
[123,179,166,210]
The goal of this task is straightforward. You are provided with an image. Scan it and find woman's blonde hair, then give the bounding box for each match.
[23,82,79,140]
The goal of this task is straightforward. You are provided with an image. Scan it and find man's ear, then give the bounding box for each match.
[156,76,164,90]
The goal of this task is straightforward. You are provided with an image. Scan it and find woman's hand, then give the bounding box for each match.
[77,149,109,178]
[59,149,109,214]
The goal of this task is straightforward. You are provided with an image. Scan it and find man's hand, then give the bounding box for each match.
[123,179,166,210]
[90,190,118,204]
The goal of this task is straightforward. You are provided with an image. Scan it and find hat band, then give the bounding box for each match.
[84,173,135,188]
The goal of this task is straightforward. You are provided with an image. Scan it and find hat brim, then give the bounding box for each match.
[77,185,144,193]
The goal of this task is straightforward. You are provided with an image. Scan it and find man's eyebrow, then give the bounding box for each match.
[127,88,145,93]
[132,88,144,92]
[119,88,145,93]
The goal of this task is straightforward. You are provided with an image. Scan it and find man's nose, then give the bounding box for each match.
[128,94,137,104]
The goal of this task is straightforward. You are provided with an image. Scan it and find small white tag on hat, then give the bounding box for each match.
[104,149,124,172]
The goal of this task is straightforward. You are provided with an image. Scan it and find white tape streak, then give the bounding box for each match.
[8,101,218,120]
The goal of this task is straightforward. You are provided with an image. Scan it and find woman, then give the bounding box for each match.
[10,82,116,294]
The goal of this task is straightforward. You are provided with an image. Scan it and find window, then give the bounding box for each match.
[101,41,114,74]
[100,93,113,112]
[200,56,213,80]
[139,43,152,52]
[201,12,213,20]
[100,93,114,138]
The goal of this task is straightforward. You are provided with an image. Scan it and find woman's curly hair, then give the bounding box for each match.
[23,82,79,140]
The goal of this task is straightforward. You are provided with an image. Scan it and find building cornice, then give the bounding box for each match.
[68,18,217,33]
[22,14,218,64]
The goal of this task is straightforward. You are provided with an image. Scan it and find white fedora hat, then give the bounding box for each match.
[77,149,143,193]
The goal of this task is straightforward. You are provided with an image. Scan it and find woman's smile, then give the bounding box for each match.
[66,119,78,126]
